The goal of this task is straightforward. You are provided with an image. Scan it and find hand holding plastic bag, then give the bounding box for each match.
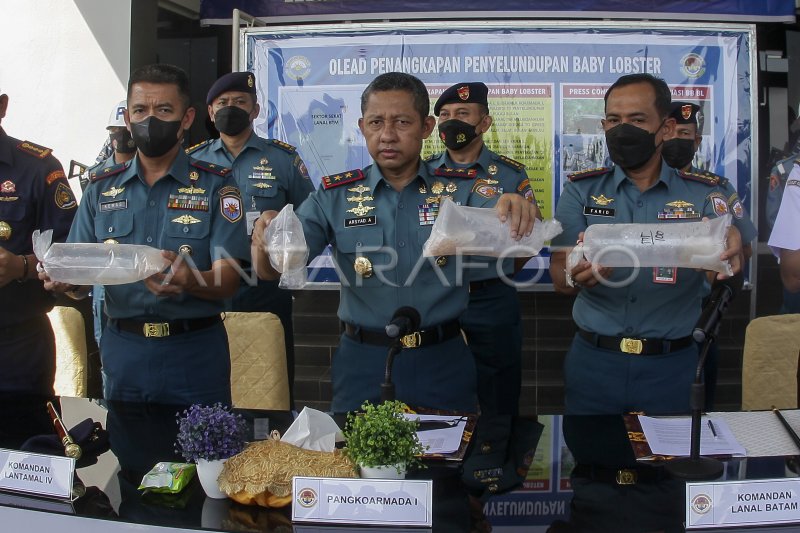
[423,198,562,258]
[33,229,170,285]
[264,204,309,289]
[580,214,733,275]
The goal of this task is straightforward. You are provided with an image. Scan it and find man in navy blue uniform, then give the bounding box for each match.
[0,82,77,394]
[252,72,538,413]
[189,72,315,406]
[43,64,249,405]
[426,82,539,415]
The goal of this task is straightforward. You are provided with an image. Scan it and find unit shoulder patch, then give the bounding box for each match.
[190,158,231,177]
[322,169,365,190]
[91,161,129,182]
[434,167,477,179]
[270,139,297,154]
[17,140,52,159]
[496,154,525,171]
[185,139,212,155]
[568,167,612,182]
[678,169,720,186]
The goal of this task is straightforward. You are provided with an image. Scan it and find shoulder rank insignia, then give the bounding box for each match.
[568,167,612,182]
[425,152,442,162]
[185,139,212,155]
[91,161,129,182]
[270,139,297,154]
[677,169,720,186]
[190,159,231,177]
[496,155,525,171]
[434,167,477,179]
[322,169,365,190]
[17,140,52,159]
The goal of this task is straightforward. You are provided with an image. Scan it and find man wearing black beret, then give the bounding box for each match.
[427,82,541,416]
[189,71,315,407]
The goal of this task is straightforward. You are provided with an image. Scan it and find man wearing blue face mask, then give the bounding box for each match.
[549,73,744,415]
[188,71,314,408]
[43,64,250,405]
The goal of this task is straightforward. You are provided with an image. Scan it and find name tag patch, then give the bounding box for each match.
[345,216,376,228]
[584,206,615,217]
[99,199,128,212]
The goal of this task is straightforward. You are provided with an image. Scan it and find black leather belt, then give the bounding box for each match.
[572,464,669,485]
[0,315,49,340]
[469,278,503,292]
[578,329,693,356]
[343,320,461,349]
[113,316,221,338]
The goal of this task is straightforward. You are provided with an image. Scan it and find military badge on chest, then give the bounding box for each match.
[344,184,376,227]
[219,185,243,223]
[0,180,18,202]
[658,200,699,220]
[584,194,615,217]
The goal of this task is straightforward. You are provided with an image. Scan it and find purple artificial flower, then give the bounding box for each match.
[175,403,248,462]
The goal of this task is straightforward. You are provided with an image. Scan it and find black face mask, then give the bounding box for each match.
[438,119,479,151]
[109,130,136,154]
[605,122,662,170]
[214,106,252,137]
[661,138,696,170]
[130,116,182,158]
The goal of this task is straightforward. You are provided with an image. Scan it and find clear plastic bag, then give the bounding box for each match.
[264,204,309,289]
[33,229,170,285]
[581,214,733,275]
[423,198,562,258]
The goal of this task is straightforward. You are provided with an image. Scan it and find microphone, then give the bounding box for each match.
[385,306,421,339]
[382,307,422,402]
[692,273,743,343]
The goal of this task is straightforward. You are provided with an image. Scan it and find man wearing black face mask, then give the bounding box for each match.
[549,73,744,416]
[188,71,314,407]
[426,82,540,416]
[42,64,250,406]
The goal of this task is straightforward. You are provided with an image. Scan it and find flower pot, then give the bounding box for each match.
[196,458,227,499]
[359,464,406,479]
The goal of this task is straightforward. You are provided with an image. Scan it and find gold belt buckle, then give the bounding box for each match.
[616,469,638,485]
[620,338,643,355]
[144,322,170,338]
[401,332,422,348]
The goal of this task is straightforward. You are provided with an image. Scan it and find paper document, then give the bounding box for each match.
[638,415,746,457]
[405,414,467,455]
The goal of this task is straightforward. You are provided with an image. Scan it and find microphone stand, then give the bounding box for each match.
[381,340,403,402]
[666,316,725,480]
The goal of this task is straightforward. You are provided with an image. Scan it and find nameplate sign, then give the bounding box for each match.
[292,476,433,527]
[0,448,75,500]
[687,478,800,528]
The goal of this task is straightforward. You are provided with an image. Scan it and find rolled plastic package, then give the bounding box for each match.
[264,204,309,289]
[423,198,562,257]
[581,214,733,275]
[32,229,170,285]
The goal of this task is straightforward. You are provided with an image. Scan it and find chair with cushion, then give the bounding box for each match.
[47,306,88,397]
[741,314,800,411]
[224,312,290,411]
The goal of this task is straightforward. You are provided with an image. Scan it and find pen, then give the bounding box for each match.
[773,406,800,452]
[46,401,82,460]
[707,419,718,438]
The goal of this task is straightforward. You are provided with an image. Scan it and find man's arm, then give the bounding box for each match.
[251,210,281,281]
[780,249,800,293]
[143,254,242,299]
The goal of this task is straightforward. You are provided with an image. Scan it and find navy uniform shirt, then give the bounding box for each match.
[766,154,798,230]
[769,162,800,255]
[426,146,534,281]
[0,127,76,325]
[68,150,249,320]
[188,133,314,224]
[688,165,757,245]
[296,161,496,329]
[552,164,733,339]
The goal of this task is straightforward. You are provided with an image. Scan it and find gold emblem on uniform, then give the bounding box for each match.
[347,204,376,217]
[484,178,498,185]
[0,221,11,240]
[666,200,694,208]
[171,214,202,224]
[426,196,441,204]
[178,185,206,194]
[445,182,457,193]
[347,194,373,203]
[487,164,498,176]
[419,184,427,194]
[252,182,272,189]
[248,74,254,88]
[348,184,370,195]
[590,194,614,206]
[436,256,447,267]
[189,171,200,181]
[101,186,125,198]
[353,256,373,278]
[260,158,268,165]
[431,182,445,195]
[103,239,118,244]
[178,244,193,256]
